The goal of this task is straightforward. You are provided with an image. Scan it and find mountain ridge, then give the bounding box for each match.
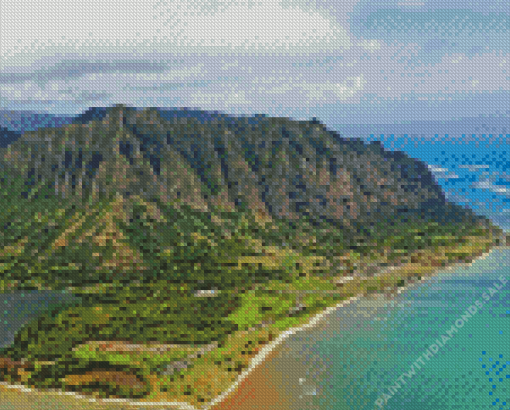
[0,104,500,285]
[1,104,483,219]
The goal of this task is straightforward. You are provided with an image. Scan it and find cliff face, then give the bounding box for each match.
[1,104,484,229]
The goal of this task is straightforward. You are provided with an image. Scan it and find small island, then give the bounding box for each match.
[0,105,507,409]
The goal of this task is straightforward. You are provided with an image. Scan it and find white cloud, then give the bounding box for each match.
[334,75,365,99]
[221,61,239,71]
[0,81,68,103]
[188,88,251,109]
[358,40,381,52]
[126,65,206,82]
[262,74,365,102]
[0,0,352,68]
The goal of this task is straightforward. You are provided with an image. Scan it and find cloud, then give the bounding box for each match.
[120,64,209,92]
[188,88,251,110]
[351,5,510,59]
[358,40,381,52]
[221,61,239,71]
[0,0,352,68]
[261,75,365,103]
[0,58,176,86]
[0,0,507,121]
[344,48,509,103]
[0,81,112,107]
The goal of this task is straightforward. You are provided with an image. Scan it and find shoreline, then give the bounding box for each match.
[0,243,504,410]
[203,294,363,410]
[205,245,499,410]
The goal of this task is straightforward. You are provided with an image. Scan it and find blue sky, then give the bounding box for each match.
[0,0,508,123]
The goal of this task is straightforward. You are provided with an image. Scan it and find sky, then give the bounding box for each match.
[0,0,509,124]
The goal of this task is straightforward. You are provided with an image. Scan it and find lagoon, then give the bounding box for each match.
[0,290,81,350]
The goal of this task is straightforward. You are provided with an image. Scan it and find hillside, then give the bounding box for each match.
[0,104,500,288]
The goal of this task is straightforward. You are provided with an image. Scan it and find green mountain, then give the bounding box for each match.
[0,104,501,289]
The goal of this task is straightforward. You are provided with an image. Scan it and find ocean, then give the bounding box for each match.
[330,124,510,233]
[274,246,510,410]
[264,128,510,410]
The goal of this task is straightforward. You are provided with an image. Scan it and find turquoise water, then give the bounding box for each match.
[0,254,507,410]
[281,247,510,410]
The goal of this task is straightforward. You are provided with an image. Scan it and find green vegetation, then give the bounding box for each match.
[0,208,500,403]
[2,211,498,397]
[0,105,505,404]
[2,290,239,362]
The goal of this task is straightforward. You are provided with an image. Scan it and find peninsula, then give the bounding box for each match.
[0,105,507,409]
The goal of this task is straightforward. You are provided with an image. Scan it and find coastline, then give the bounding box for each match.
[205,245,499,410]
[204,295,363,410]
[2,241,501,410]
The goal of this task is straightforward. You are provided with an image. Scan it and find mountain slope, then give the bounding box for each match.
[0,104,506,404]
[0,104,499,288]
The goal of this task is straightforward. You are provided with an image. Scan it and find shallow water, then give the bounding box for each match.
[273,247,510,410]
[1,249,509,410]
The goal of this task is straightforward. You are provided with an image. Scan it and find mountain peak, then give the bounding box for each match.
[103,104,130,127]
[72,104,141,126]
